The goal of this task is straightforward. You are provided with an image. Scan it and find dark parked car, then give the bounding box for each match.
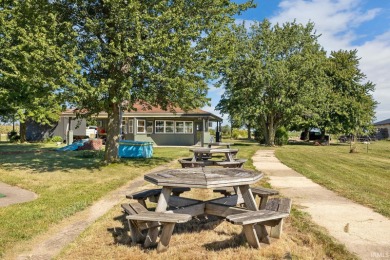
[300,131,330,141]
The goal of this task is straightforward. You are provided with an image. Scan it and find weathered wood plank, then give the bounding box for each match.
[168,196,202,208]
[265,198,292,238]
[206,194,243,206]
[126,212,192,223]
[204,202,251,217]
[126,187,190,200]
[169,202,206,216]
[226,210,289,225]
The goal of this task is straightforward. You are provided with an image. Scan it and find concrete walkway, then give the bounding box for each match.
[252,150,390,260]
[0,182,38,207]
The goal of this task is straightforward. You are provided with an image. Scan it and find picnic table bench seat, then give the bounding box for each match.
[215,159,247,168]
[178,159,205,168]
[213,186,279,209]
[124,202,192,253]
[226,197,292,248]
[126,187,190,207]
[208,142,231,148]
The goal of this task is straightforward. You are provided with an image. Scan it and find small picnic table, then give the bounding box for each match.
[142,167,273,249]
[208,142,231,148]
[189,147,238,162]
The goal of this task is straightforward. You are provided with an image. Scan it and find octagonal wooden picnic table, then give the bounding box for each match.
[143,167,269,249]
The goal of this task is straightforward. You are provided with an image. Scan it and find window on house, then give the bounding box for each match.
[155,120,193,133]
[175,122,184,133]
[128,119,133,133]
[175,121,193,133]
[155,120,164,133]
[137,119,146,133]
[165,121,174,133]
[121,118,127,134]
[185,122,193,133]
[146,121,153,133]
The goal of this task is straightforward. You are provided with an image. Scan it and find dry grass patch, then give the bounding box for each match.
[57,184,356,260]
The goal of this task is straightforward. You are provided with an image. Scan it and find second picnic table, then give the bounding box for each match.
[189,147,238,162]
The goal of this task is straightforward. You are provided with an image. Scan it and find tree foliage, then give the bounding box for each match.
[56,0,252,162]
[0,0,79,141]
[320,50,377,136]
[217,20,327,145]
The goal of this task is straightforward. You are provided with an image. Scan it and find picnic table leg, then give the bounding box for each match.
[242,224,260,248]
[238,185,270,245]
[144,187,172,248]
[157,223,175,253]
[128,220,144,245]
[225,152,233,162]
[258,194,269,210]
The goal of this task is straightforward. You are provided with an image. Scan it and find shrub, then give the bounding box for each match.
[8,131,20,143]
[275,127,289,146]
[51,136,63,143]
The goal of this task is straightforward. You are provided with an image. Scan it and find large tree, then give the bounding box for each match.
[319,50,377,138]
[0,0,79,142]
[217,20,328,145]
[57,0,252,162]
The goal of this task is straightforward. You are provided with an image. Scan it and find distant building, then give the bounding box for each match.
[373,118,390,140]
[26,103,223,146]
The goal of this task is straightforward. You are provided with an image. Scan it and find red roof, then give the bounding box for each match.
[61,102,222,120]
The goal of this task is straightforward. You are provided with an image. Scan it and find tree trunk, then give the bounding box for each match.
[263,115,275,146]
[105,102,121,163]
[20,121,26,143]
[247,124,251,139]
[302,128,309,141]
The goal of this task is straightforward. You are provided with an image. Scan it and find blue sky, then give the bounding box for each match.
[202,0,390,123]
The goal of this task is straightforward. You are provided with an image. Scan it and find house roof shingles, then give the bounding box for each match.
[62,103,222,121]
[374,118,390,126]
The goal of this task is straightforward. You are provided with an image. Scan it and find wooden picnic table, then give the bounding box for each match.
[208,142,231,148]
[189,148,238,162]
[143,167,272,249]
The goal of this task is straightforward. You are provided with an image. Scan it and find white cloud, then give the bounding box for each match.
[356,31,390,121]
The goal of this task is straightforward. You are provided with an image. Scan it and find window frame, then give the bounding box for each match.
[128,119,134,134]
[146,121,153,134]
[136,119,146,134]
[155,120,165,133]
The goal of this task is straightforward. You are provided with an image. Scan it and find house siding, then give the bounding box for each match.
[26,117,87,142]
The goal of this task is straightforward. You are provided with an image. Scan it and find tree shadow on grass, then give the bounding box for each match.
[231,142,260,147]
[286,141,348,147]
[203,233,246,251]
[120,157,172,168]
[0,150,105,173]
[0,148,173,173]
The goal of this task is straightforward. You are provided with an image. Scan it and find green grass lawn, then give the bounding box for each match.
[0,141,365,259]
[275,140,390,217]
[0,143,192,257]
